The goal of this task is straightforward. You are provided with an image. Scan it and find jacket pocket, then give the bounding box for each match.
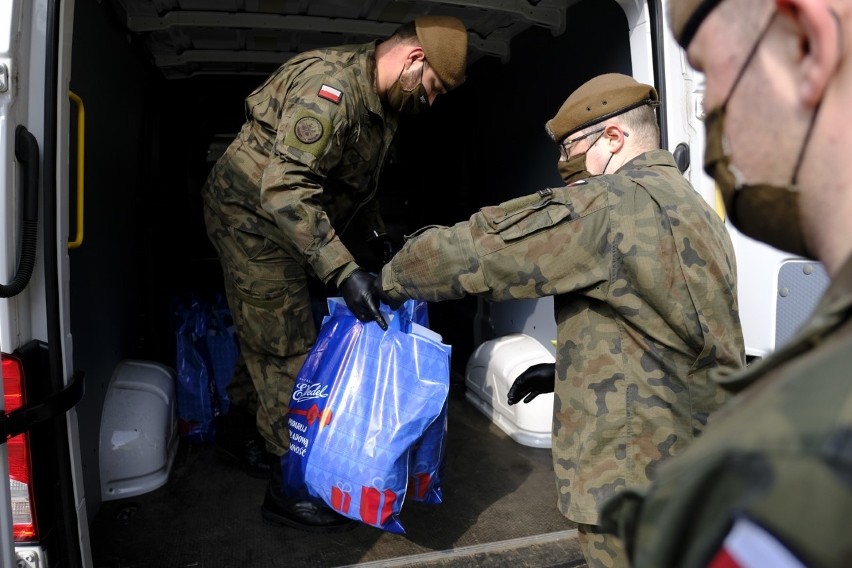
[480,188,574,241]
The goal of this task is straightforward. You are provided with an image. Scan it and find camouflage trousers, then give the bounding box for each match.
[203,204,317,456]
[577,523,629,568]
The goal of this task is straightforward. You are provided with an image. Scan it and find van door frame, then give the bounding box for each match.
[617,0,713,208]
[0,0,90,566]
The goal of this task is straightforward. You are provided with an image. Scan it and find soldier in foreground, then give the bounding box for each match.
[601,1,852,566]
[374,73,745,567]
[202,16,468,531]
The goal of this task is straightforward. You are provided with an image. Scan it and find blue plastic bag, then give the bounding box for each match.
[173,295,239,443]
[282,299,450,534]
[407,395,448,504]
[397,299,446,504]
[402,297,430,328]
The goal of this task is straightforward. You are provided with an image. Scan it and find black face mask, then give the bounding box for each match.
[702,11,818,258]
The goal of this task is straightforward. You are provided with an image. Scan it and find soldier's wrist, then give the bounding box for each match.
[331,262,360,289]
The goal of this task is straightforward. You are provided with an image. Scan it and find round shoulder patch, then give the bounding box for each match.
[294,116,324,144]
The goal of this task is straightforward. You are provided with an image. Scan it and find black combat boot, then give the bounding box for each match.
[215,407,276,479]
[261,461,357,532]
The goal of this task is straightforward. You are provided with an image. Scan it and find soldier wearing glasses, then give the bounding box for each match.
[373,73,745,567]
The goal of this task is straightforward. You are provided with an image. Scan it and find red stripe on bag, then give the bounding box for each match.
[289,404,333,426]
[360,487,380,525]
[379,489,396,525]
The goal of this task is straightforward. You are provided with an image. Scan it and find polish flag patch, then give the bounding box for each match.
[318,84,342,104]
[708,518,805,568]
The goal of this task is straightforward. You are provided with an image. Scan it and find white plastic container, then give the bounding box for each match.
[99,360,178,501]
[465,333,555,448]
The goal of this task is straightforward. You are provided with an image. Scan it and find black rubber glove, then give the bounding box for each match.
[340,269,387,331]
[507,363,555,405]
[370,275,404,311]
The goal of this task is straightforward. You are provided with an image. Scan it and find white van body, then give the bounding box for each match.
[0,1,825,565]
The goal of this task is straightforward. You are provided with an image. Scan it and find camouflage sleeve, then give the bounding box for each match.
[600,327,852,568]
[380,184,612,303]
[259,71,357,284]
[603,450,852,567]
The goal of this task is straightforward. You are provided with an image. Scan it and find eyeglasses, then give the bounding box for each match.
[559,128,604,159]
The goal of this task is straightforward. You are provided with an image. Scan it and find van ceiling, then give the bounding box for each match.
[106,0,580,79]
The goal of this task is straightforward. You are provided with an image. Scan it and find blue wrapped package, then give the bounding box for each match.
[282,299,450,534]
[173,295,239,443]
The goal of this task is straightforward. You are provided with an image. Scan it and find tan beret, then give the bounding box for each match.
[669,0,724,48]
[545,73,659,143]
[415,16,468,90]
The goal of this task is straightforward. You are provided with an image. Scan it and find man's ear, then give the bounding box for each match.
[406,46,426,65]
[777,0,841,106]
[604,125,626,152]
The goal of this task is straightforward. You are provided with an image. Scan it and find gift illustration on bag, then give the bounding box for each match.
[330,482,352,515]
[407,471,433,501]
[360,481,399,527]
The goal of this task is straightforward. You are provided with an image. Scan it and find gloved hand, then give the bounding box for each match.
[370,275,404,311]
[340,269,387,331]
[507,363,555,405]
[367,231,396,265]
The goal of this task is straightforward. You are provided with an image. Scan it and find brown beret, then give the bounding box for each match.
[669,0,724,48]
[545,73,659,143]
[415,16,468,90]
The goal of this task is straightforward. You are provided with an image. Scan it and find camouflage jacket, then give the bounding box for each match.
[380,150,746,524]
[601,255,852,568]
[202,42,397,285]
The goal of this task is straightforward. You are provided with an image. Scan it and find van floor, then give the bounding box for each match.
[89,384,585,568]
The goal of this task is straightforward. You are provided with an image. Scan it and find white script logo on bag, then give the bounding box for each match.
[292,382,330,402]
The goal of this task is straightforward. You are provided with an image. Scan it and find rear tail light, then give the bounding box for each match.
[2,354,38,540]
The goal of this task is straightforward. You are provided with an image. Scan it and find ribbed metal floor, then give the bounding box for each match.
[90,385,583,567]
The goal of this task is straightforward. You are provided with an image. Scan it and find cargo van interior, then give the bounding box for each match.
[65,0,640,564]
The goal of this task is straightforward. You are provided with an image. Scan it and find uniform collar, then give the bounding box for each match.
[616,149,678,173]
[359,41,385,117]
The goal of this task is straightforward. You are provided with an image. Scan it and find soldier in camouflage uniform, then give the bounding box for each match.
[600,1,852,567]
[201,15,468,530]
[373,73,745,567]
